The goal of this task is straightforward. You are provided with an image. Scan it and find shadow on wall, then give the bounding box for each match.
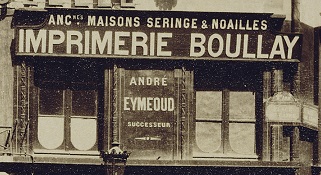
[154,0,177,10]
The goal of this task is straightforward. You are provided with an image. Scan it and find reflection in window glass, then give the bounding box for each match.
[72,90,96,116]
[229,92,255,120]
[196,123,221,152]
[39,89,63,115]
[196,91,222,119]
[229,123,255,155]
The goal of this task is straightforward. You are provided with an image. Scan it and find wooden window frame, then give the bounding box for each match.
[194,89,258,158]
[35,87,99,153]
[30,60,103,155]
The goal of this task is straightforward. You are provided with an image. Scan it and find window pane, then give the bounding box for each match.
[72,90,97,116]
[229,92,255,120]
[48,0,71,7]
[38,117,64,149]
[75,0,93,7]
[98,0,111,6]
[196,91,222,119]
[39,89,63,115]
[229,123,255,155]
[196,122,221,152]
[71,118,97,151]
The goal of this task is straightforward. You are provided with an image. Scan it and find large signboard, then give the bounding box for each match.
[121,70,175,159]
[14,9,302,61]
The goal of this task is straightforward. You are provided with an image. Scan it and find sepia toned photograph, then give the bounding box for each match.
[0,0,320,174]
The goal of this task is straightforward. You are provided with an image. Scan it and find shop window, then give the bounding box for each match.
[194,90,256,157]
[33,60,100,153]
[37,88,98,151]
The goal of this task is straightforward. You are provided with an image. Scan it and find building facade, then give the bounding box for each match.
[0,0,320,175]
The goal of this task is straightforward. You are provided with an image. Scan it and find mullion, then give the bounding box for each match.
[222,89,230,153]
[64,89,72,151]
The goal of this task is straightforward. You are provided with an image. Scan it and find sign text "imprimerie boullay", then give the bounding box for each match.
[15,10,302,60]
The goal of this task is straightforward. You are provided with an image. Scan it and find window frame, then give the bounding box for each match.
[194,89,258,159]
[30,60,102,155]
[35,87,99,153]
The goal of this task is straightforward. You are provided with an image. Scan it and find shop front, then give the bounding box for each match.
[5,7,308,175]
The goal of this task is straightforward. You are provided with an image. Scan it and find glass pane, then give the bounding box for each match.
[196,122,221,152]
[229,92,255,120]
[72,90,97,116]
[71,118,97,151]
[75,0,93,6]
[39,89,63,115]
[98,0,111,6]
[229,123,255,155]
[196,91,222,119]
[49,0,71,7]
[75,0,93,5]
[38,117,64,149]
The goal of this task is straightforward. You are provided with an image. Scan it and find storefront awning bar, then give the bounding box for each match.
[15,54,301,63]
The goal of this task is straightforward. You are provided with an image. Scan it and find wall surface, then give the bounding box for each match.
[0,16,13,129]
